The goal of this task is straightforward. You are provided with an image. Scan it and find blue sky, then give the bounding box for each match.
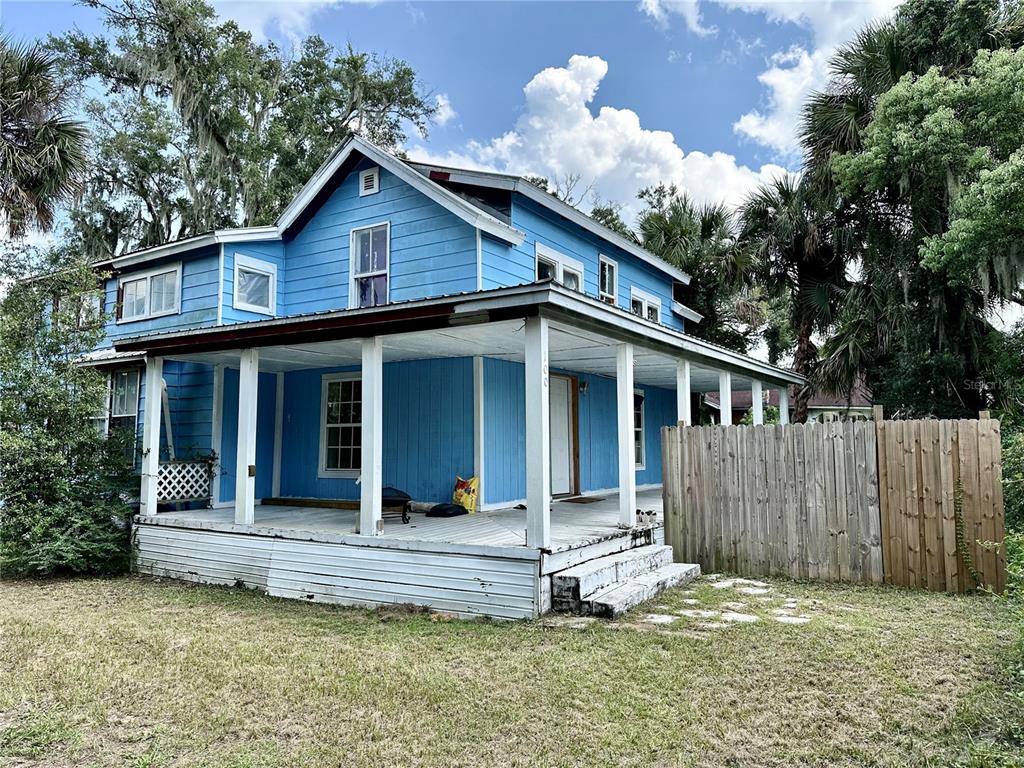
[1,0,900,217]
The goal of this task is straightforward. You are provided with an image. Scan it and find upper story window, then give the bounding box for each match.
[351,222,390,308]
[535,243,584,292]
[598,256,617,305]
[78,291,103,328]
[117,264,181,323]
[233,254,277,315]
[630,287,661,324]
[319,373,362,477]
[359,167,380,196]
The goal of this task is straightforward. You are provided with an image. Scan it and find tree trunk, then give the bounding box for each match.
[792,316,815,424]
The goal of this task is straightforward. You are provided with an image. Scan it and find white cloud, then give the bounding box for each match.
[723,0,902,156]
[213,1,341,42]
[433,94,457,127]
[638,0,718,37]
[408,55,789,218]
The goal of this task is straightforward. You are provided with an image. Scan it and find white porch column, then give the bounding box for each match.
[718,370,733,426]
[778,386,790,425]
[140,356,164,516]
[360,336,384,536]
[473,355,485,507]
[524,316,551,548]
[616,343,636,528]
[235,348,259,525]
[676,358,692,426]
[751,379,764,425]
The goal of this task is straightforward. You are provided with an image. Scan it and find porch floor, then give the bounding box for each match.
[153,488,663,552]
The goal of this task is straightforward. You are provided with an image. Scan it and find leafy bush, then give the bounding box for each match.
[0,245,135,576]
[1005,430,1024,534]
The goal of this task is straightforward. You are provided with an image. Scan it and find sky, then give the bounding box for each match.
[1,0,903,222]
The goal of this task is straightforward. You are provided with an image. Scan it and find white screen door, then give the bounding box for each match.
[549,375,574,496]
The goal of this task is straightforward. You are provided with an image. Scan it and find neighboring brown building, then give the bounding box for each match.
[705,377,873,425]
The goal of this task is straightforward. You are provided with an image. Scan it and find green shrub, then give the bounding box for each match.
[1004,430,1024,534]
[0,245,135,577]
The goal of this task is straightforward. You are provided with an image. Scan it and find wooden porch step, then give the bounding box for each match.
[583,563,701,618]
[551,544,674,611]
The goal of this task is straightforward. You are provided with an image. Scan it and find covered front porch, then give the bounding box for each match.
[122,283,801,617]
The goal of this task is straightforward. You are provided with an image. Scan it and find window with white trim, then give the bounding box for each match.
[320,374,362,476]
[359,167,380,196]
[117,264,181,322]
[351,223,389,308]
[233,255,277,315]
[598,256,617,304]
[630,287,662,324]
[77,290,103,329]
[535,243,584,292]
[634,389,645,469]
[109,369,140,438]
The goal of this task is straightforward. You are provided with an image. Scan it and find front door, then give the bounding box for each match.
[549,375,575,496]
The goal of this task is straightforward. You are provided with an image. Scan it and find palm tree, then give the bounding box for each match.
[0,37,88,237]
[636,191,755,352]
[737,175,847,423]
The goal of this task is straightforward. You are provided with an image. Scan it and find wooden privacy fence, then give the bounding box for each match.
[661,417,1006,593]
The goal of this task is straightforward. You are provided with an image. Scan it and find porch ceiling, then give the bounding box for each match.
[166,319,762,393]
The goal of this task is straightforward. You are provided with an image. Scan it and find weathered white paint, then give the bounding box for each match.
[676,358,691,426]
[778,387,790,424]
[473,355,485,505]
[616,342,636,527]
[235,348,259,525]
[140,356,164,515]
[751,379,764,426]
[524,315,551,548]
[359,336,384,535]
[134,523,540,620]
[210,364,224,505]
[718,370,733,426]
[272,371,284,497]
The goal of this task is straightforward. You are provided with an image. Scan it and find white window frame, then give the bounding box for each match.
[630,286,662,324]
[598,255,618,305]
[233,254,277,315]
[535,242,585,292]
[318,372,362,479]
[108,368,140,439]
[359,167,380,196]
[349,221,391,309]
[634,387,646,470]
[91,373,112,437]
[116,263,182,323]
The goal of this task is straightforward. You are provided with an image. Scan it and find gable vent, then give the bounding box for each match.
[359,167,380,196]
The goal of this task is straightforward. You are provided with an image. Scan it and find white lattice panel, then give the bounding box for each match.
[158,460,214,503]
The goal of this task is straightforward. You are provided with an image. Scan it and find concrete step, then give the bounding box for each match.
[552,545,674,611]
[583,563,701,618]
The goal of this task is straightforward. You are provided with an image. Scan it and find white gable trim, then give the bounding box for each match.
[278,136,525,246]
[407,162,692,286]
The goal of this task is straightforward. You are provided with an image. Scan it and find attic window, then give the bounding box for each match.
[359,167,380,196]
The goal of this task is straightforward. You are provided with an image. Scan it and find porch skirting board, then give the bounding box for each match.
[134,521,540,620]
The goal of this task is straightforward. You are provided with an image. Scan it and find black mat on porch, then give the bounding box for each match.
[560,495,606,504]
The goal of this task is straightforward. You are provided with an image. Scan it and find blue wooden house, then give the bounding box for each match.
[83,135,801,618]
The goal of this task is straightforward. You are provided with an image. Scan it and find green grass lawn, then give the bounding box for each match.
[0,575,1020,768]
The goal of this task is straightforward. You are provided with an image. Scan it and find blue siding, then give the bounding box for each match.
[222,241,285,324]
[480,233,527,290]
[99,247,220,347]
[507,197,685,332]
[281,159,478,316]
[278,358,474,502]
[163,361,215,458]
[483,358,527,503]
[218,369,278,503]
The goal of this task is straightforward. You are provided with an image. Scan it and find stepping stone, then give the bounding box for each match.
[775,615,811,625]
[721,612,759,623]
[736,586,771,596]
[771,608,793,616]
[542,616,597,630]
[696,621,729,630]
[677,608,720,619]
[755,596,775,602]
[641,613,678,625]
[679,598,700,605]
[712,578,768,589]
[721,601,747,611]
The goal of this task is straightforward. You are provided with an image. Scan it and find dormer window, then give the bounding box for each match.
[233,254,277,315]
[599,255,617,305]
[116,264,181,323]
[535,243,584,293]
[351,222,390,308]
[359,167,380,196]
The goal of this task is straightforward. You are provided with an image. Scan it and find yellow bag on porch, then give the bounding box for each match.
[452,476,479,514]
